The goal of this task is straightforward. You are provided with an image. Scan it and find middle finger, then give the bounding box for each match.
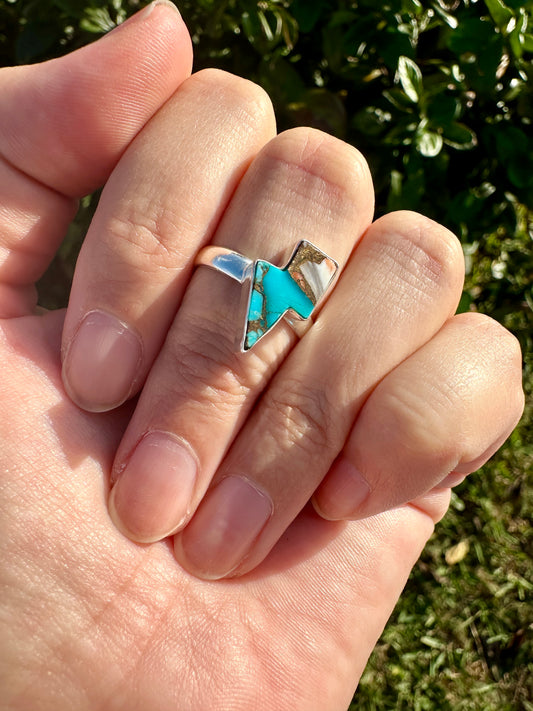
[108,125,374,543]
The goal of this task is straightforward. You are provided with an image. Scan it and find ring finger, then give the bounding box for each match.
[174,210,465,578]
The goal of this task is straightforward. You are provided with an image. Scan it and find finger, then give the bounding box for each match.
[0,1,192,196]
[0,1,192,317]
[61,69,277,412]
[407,487,452,524]
[107,128,374,543]
[174,211,465,579]
[313,312,524,521]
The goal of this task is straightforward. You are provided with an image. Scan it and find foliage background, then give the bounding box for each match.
[1,0,531,708]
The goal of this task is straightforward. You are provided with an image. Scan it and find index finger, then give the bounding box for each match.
[61,70,277,411]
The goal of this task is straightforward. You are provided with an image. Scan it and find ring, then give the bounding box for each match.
[195,240,339,352]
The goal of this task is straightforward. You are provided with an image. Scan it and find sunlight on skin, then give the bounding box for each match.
[0,4,523,708]
[0,311,443,710]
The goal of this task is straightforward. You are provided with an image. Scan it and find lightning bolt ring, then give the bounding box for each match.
[194,241,339,352]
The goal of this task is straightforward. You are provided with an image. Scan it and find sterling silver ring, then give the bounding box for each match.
[194,240,339,352]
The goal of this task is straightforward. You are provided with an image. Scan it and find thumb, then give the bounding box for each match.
[0,0,192,197]
[0,1,192,316]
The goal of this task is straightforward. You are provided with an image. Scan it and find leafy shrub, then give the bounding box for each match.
[2,1,531,362]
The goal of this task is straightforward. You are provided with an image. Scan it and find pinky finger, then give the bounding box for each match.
[313,313,524,521]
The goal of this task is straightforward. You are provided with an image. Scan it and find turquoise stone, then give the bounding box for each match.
[245,261,314,349]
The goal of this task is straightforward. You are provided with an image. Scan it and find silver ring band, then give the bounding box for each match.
[194,241,338,352]
[194,246,254,284]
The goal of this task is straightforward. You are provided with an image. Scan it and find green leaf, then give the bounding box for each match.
[257,10,274,43]
[327,10,359,29]
[426,94,461,126]
[288,89,347,139]
[447,17,496,55]
[241,10,261,45]
[383,88,417,112]
[442,122,478,150]
[291,0,326,33]
[431,3,459,29]
[381,29,415,71]
[523,33,533,52]
[416,129,443,157]
[15,21,59,62]
[386,154,426,211]
[80,8,116,34]
[258,55,305,107]
[352,106,391,137]
[507,160,533,189]
[493,123,528,158]
[397,55,423,103]
[509,27,523,58]
[402,0,423,15]
[390,169,403,198]
[484,0,514,28]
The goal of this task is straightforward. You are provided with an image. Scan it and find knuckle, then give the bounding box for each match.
[262,378,335,456]
[369,211,465,298]
[262,127,373,214]
[174,336,244,408]
[104,198,184,269]
[376,386,461,476]
[168,311,267,407]
[472,312,522,362]
[409,488,452,525]
[455,311,522,365]
[457,312,525,410]
[192,69,274,133]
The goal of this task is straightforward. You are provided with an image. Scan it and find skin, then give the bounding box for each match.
[0,3,524,709]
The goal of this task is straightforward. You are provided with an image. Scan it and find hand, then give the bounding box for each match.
[50,17,523,582]
[0,4,523,709]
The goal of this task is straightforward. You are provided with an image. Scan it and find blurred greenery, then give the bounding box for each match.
[1,0,531,708]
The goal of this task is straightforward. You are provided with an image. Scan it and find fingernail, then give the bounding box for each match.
[109,431,197,543]
[313,457,371,520]
[438,472,467,489]
[142,0,181,19]
[177,476,273,580]
[62,310,143,412]
[106,1,181,35]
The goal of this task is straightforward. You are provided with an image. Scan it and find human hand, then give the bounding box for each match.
[46,13,525,582]
[0,4,524,709]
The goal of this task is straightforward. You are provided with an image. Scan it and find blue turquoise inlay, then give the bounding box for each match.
[245,260,314,349]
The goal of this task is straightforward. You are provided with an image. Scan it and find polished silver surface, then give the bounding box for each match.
[194,246,254,284]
